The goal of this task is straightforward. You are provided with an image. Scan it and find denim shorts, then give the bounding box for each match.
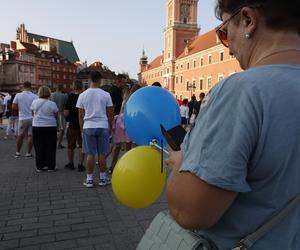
[82,128,110,155]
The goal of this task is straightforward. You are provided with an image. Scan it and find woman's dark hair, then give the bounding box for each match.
[215,0,300,33]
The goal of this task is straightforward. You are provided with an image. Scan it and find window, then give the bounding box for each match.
[220,51,224,61]
[180,75,183,83]
[207,77,212,90]
[193,60,196,68]
[187,62,189,70]
[199,78,203,90]
[167,68,169,74]
[208,55,212,64]
[200,57,204,66]
[175,76,178,84]
[192,79,196,89]
[180,64,183,69]
[186,81,190,91]
[218,75,224,81]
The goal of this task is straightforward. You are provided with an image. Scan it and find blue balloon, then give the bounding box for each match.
[124,86,181,145]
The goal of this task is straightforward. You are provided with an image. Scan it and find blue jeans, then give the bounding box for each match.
[82,128,109,155]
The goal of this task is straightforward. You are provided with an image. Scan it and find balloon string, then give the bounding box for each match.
[161,139,163,173]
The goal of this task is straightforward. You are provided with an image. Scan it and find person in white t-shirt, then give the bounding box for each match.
[0,95,4,129]
[12,82,38,158]
[76,71,114,188]
[31,86,58,172]
[180,98,189,129]
[3,91,11,114]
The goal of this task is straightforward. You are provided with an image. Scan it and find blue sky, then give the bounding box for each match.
[0,0,220,79]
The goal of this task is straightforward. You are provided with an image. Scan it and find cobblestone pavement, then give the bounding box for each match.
[0,124,167,250]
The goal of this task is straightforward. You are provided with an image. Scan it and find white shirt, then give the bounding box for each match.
[3,95,11,112]
[13,91,38,120]
[0,97,3,113]
[31,98,58,127]
[76,88,113,129]
[180,105,189,119]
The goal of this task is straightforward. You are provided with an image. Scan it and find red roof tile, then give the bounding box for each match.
[177,29,221,59]
[147,55,163,70]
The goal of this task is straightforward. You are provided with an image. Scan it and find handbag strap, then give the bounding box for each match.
[232,192,300,250]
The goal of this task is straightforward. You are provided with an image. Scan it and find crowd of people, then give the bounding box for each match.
[0,73,150,188]
[179,93,206,130]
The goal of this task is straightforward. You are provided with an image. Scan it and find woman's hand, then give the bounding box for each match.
[165,150,183,171]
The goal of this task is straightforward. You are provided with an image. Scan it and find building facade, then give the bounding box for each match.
[0,47,36,91]
[0,39,77,92]
[77,61,118,89]
[139,0,241,99]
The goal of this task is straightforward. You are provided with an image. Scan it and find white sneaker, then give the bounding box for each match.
[14,152,21,158]
[98,179,107,187]
[25,153,33,159]
[83,180,93,188]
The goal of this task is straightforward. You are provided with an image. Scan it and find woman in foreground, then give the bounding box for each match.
[166,0,300,249]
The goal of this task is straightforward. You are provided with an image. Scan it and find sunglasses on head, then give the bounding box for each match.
[215,7,243,47]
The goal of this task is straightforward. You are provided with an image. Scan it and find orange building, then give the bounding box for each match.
[139,0,241,100]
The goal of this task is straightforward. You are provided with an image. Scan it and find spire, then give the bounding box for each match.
[139,48,148,65]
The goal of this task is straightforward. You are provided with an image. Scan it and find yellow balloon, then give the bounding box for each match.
[112,146,167,208]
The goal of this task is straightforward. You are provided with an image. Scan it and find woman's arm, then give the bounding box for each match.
[166,150,237,230]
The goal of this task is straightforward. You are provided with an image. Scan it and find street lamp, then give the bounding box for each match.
[187,82,196,98]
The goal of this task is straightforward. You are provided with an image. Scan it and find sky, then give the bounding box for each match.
[0,0,220,79]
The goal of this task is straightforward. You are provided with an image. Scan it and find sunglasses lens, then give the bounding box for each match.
[217,29,228,47]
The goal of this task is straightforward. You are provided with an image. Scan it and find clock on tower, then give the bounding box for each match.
[180,3,190,23]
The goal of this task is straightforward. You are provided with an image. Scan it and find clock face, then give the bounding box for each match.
[181,3,190,18]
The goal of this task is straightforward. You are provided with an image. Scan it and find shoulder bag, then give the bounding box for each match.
[137,193,300,250]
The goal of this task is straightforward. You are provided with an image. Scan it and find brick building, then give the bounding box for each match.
[0,24,78,92]
[139,0,241,100]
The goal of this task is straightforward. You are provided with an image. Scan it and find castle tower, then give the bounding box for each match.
[164,0,199,62]
[16,23,29,43]
[138,49,148,84]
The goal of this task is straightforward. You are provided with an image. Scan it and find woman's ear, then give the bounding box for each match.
[240,7,258,35]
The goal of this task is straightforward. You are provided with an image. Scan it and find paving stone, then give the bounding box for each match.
[0,239,19,249]
[54,217,84,226]
[3,229,37,240]
[40,239,77,250]
[38,225,70,235]
[56,230,89,241]
[17,246,40,250]
[52,207,79,215]
[0,225,21,234]
[7,217,38,226]
[20,234,55,246]
[71,222,102,231]
[23,210,52,218]
[9,207,38,215]
[22,222,52,230]
[38,214,68,222]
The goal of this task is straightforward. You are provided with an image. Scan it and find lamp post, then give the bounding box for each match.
[187,82,196,99]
